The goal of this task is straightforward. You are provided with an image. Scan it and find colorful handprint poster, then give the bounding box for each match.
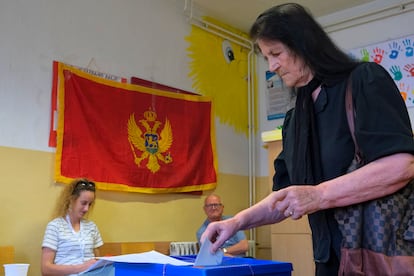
[348,34,414,107]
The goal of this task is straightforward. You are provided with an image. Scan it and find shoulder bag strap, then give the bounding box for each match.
[345,77,363,163]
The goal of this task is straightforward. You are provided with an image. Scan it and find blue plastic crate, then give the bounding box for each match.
[113,255,292,276]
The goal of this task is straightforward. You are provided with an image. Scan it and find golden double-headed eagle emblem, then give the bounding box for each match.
[127,108,173,173]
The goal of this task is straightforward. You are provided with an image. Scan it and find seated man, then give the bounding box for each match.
[196,194,249,257]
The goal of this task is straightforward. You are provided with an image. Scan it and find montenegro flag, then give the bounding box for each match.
[54,61,217,193]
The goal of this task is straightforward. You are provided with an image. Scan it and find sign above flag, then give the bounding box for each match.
[54,61,217,193]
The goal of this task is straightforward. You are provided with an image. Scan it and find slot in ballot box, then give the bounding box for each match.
[113,255,293,276]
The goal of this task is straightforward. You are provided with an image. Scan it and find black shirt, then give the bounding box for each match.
[273,62,414,262]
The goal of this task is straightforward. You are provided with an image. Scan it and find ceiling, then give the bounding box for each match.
[189,0,376,33]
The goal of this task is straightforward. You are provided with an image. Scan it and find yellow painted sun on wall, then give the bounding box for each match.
[186,17,257,136]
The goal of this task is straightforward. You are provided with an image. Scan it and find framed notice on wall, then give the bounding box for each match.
[265,70,294,120]
[348,34,414,107]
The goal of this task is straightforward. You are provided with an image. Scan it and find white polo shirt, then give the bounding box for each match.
[42,217,103,267]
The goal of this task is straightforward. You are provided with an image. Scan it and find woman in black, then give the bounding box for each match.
[200,3,414,275]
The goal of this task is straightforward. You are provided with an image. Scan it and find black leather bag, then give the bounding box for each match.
[334,77,414,275]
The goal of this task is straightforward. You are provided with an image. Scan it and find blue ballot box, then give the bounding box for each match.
[113,255,293,276]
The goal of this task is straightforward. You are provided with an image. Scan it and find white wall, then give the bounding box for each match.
[2,0,413,178]
[326,2,414,124]
[0,0,188,151]
[256,1,414,176]
[0,0,250,175]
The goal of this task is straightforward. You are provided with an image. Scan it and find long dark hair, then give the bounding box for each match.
[249,3,360,84]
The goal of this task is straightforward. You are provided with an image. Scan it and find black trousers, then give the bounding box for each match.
[315,248,340,276]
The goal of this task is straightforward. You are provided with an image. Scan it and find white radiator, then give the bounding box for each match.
[247,239,256,258]
[169,241,199,256]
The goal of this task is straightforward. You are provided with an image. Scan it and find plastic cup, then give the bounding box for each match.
[3,264,30,276]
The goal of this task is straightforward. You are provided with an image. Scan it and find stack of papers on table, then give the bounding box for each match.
[80,250,193,274]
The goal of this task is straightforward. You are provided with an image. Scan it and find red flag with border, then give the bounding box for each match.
[55,62,217,193]
[49,61,127,147]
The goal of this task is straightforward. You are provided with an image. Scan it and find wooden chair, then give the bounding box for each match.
[98,241,171,257]
[98,242,122,257]
[153,242,171,255]
[121,242,156,254]
[0,246,15,275]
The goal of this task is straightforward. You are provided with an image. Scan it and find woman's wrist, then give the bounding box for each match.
[232,213,246,230]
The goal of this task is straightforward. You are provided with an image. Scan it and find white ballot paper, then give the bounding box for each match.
[194,239,224,266]
[80,250,193,274]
